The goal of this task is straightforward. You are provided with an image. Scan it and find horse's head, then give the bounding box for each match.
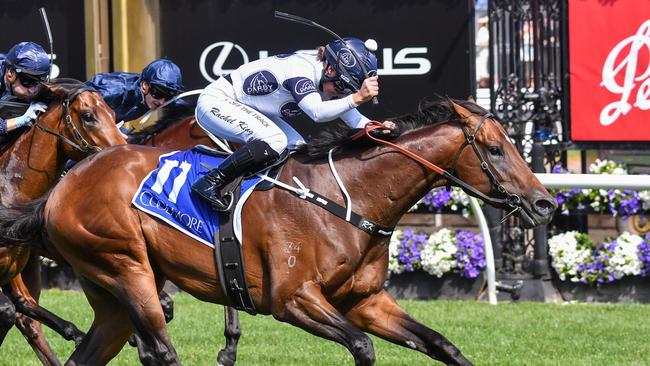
[445,100,557,228]
[37,78,126,161]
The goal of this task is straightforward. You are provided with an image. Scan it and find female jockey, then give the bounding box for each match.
[0,42,49,136]
[193,37,395,210]
[85,59,184,133]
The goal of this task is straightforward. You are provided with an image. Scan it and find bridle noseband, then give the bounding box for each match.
[34,87,102,154]
[357,113,523,221]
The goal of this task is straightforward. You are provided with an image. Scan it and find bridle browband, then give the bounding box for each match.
[355,113,523,221]
[34,86,102,154]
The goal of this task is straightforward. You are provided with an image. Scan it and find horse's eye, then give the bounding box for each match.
[81,112,95,123]
[488,146,502,156]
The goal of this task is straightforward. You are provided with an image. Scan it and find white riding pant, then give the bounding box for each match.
[196,82,305,154]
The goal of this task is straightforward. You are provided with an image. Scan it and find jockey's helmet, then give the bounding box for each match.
[140,59,184,96]
[3,42,50,81]
[324,38,378,93]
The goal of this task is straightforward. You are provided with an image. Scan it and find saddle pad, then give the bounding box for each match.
[132,147,262,247]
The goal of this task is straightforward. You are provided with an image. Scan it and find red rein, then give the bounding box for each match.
[352,121,446,175]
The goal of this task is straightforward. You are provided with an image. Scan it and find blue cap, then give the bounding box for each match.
[140,59,183,93]
[324,38,377,91]
[4,42,50,77]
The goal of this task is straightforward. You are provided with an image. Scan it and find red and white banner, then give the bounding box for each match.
[569,1,650,141]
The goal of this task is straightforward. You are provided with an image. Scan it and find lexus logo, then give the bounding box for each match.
[199,41,432,82]
[199,41,250,82]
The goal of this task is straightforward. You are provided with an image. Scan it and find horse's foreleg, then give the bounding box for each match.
[0,291,16,344]
[344,289,473,366]
[67,276,133,366]
[216,306,240,366]
[4,274,84,345]
[14,312,61,366]
[276,282,375,366]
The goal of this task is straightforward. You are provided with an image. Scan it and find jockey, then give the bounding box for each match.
[0,42,49,136]
[85,59,184,133]
[193,37,396,210]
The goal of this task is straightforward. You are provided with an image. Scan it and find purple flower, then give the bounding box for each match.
[422,188,452,211]
[397,229,427,272]
[454,230,486,279]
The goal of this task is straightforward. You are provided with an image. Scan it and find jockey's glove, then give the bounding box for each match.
[15,102,47,128]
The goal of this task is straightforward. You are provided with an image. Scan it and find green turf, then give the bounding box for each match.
[3,290,650,365]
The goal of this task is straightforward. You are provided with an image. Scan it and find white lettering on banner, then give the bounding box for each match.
[600,20,650,126]
[137,191,204,233]
[199,42,431,82]
[151,159,179,194]
[378,48,431,75]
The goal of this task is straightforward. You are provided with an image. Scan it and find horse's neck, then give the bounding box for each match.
[295,125,459,228]
[0,111,63,204]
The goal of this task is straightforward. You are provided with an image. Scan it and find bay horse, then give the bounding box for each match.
[0,98,556,365]
[0,79,125,364]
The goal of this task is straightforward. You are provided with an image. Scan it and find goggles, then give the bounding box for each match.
[16,72,45,88]
[149,84,179,101]
[322,71,355,95]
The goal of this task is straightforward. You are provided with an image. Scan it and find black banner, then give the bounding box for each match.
[0,0,86,81]
[161,0,474,133]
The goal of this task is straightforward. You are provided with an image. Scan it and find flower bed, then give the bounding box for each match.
[388,228,486,278]
[552,159,650,218]
[548,231,650,285]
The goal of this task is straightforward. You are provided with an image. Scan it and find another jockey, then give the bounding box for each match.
[193,37,395,210]
[0,42,49,136]
[85,59,184,134]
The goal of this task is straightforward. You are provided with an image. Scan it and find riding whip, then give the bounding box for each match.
[38,7,54,82]
[274,11,379,105]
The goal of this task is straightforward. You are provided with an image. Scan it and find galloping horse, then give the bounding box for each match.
[0,98,556,365]
[0,79,125,364]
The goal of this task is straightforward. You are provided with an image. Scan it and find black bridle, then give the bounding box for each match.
[34,87,102,154]
[445,113,522,222]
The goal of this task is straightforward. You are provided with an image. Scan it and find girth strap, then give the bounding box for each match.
[215,177,257,315]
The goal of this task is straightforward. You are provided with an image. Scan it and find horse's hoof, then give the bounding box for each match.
[216,350,236,366]
[128,334,137,347]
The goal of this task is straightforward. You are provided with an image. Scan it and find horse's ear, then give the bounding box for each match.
[450,100,473,120]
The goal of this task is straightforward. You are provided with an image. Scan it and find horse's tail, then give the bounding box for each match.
[0,192,49,247]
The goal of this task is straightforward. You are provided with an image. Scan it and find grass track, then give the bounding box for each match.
[3,290,650,365]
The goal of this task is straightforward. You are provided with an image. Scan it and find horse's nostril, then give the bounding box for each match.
[534,198,556,216]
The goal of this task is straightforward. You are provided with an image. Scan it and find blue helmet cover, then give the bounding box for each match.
[140,59,184,93]
[324,37,378,90]
[4,42,50,77]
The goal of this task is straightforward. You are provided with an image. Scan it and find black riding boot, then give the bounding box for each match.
[192,140,279,211]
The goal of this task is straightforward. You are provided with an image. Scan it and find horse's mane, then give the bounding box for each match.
[296,97,489,158]
[127,101,196,145]
[37,78,92,104]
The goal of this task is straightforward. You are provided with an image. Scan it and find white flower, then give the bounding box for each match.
[639,191,650,210]
[608,232,643,279]
[388,230,405,274]
[420,228,457,277]
[548,231,591,281]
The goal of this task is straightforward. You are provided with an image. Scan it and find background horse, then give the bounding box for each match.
[0,79,125,365]
[0,98,556,365]
[127,106,215,149]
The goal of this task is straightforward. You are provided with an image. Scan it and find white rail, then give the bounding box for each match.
[480,173,650,305]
